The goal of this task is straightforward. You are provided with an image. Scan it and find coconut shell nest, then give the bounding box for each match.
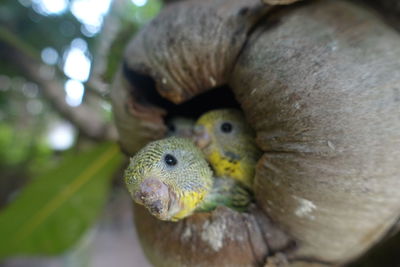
[111,0,400,266]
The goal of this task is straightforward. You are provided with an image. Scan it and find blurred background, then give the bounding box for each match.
[0,0,161,266]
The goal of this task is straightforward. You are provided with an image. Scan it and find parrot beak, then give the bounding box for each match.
[134,178,172,220]
[193,125,211,149]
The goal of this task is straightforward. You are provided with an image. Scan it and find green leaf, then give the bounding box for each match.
[0,142,123,259]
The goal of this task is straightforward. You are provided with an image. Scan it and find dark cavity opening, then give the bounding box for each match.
[123,62,241,121]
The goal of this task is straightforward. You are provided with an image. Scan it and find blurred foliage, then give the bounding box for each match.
[0,0,161,260]
[0,0,161,193]
[0,122,52,172]
[0,0,81,52]
[103,24,136,83]
[0,143,123,259]
[102,0,162,82]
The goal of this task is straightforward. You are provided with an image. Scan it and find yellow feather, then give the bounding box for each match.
[208,150,254,188]
[171,190,206,221]
[195,109,261,189]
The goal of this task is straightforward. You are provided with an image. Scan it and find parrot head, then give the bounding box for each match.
[124,137,213,221]
[193,109,261,188]
[194,109,257,159]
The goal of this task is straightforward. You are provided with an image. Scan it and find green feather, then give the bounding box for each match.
[197,177,252,212]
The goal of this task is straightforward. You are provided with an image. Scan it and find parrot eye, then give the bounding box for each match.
[164,154,178,166]
[221,122,233,133]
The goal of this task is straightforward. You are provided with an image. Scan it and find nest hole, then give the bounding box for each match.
[123,64,295,262]
[123,62,241,122]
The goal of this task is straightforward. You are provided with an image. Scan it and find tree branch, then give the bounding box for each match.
[0,28,117,141]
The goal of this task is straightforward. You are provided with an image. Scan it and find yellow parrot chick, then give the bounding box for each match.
[124,137,213,221]
[194,109,261,189]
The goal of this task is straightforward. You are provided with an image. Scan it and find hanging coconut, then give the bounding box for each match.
[111,0,400,265]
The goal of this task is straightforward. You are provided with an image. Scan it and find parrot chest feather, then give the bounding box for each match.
[171,190,207,221]
[208,150,253,188]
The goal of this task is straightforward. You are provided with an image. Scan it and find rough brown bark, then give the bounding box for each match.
[111,0,400,265]
[112,0,271,155]
[363,0,400,30]
[262,0,301,5]
[232,1,400,263]
[134,205,292,267]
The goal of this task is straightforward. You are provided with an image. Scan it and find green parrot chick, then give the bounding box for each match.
[124,137,213,221]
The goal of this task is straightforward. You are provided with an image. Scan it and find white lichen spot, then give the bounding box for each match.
[327,140,335,150]
[200,219,226,251]
[293,195,316,220]
[209,76,216,87]
[161,78,167,84]
[271,178,280,187]
[181,225,192,242]
[329,40,338,51]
